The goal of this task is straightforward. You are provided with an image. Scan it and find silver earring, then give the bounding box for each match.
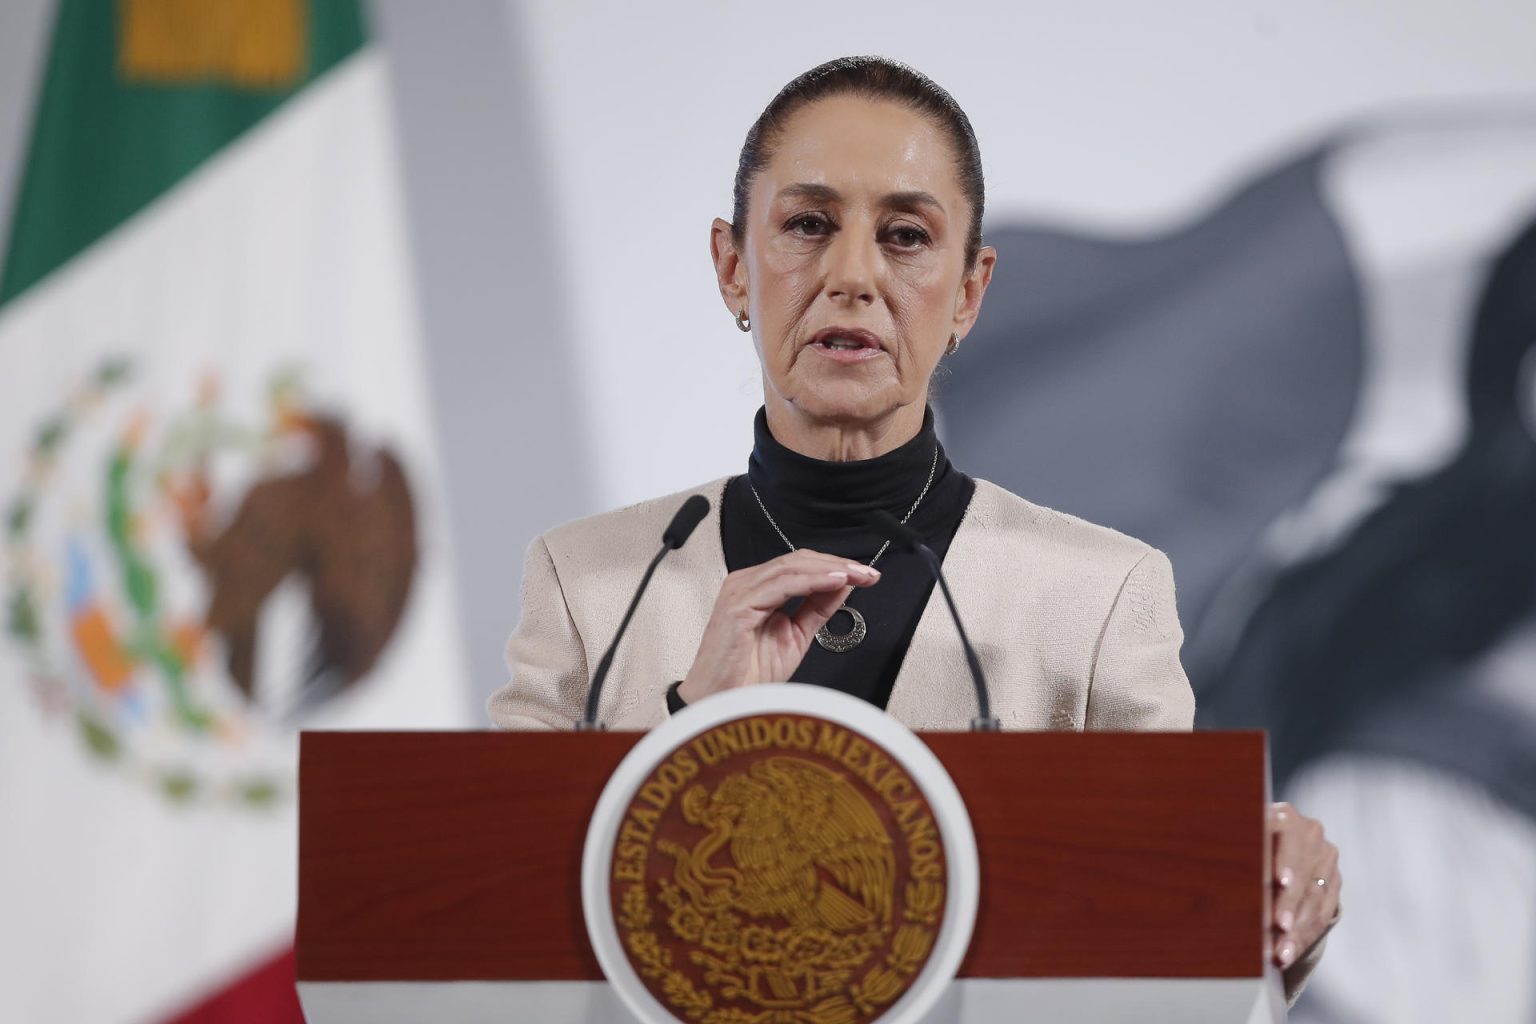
[735,310,751,332]
[945,333,959,356]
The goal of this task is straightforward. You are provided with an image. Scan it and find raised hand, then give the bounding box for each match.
[678,549,879,703]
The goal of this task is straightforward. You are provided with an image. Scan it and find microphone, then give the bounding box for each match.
[865,509,1001,731]
[662,493,710,550]
[578,494,710,730]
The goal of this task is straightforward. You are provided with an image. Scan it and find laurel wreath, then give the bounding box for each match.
[619,881,715,1019]
[617,873,945,1024]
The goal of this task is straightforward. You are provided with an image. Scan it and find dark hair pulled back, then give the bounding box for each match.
[731,56,985,269]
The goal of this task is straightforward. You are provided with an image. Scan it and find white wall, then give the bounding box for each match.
[509,0,1536,510]
[0,1,51,255]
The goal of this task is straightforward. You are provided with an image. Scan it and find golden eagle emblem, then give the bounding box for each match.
[666,757,895,934]
[611,717,948,1024]
[179,410,417,716]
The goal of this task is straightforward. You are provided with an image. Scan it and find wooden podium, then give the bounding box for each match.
[296,730,1285,1023]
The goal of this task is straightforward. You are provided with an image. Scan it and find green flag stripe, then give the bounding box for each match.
[0,0,366,307]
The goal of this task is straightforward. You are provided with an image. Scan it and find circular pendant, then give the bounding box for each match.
[815,603,867,653]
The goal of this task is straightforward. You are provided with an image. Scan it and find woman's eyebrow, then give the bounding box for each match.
[883,190,944,216]
[778,183,840,204]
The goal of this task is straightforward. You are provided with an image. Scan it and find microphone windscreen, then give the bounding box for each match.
[662,494,711,549]
[864,508,923,551]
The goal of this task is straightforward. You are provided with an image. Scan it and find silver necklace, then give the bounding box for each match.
[750,444,939,653]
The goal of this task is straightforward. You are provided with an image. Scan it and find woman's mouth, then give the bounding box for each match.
[808,327,886,363]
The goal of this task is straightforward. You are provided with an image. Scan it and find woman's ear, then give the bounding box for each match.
[951,244,997,341]
[711,217,749,317]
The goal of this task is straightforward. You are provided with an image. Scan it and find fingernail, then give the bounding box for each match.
[1278,868,1293,888]
[1278,910,1294,932]
[1278,940,1296,967]
[826,570,848,579]
[847,562,877,577]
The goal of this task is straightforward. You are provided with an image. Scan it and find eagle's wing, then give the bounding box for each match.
[195,477,310,696]
[752,757,896,927]
[307,447,417,687]
[198,477,309,622]
[719,776,817,922]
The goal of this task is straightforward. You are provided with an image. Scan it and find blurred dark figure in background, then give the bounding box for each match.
[1205,213,1536,806]
[1204,214,1536,1022]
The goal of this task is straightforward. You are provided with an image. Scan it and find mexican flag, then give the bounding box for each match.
[0,2,472,1021]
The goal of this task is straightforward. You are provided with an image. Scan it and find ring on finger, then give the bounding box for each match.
[1313,877,1328,889]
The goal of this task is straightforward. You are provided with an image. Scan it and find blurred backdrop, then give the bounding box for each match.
[0,1,1533,1022]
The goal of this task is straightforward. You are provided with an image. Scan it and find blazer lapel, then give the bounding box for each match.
[606,478,730,727]
[884,482,996,729]
[656,477,731,670]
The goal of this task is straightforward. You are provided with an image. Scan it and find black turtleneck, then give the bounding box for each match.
[716,406,975,709]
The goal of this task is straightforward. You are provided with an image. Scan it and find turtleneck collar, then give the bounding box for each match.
[718,406,976,708]
[745,405,956,538]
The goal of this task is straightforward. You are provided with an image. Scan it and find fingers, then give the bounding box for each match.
[751,547,884,582]
[1296,843,1340,926]
[682,549,886,702]
[734,564,878,614]
[1270,804,1305,935]
[1269,802,1342,968]
[791,578,855,635]
[721,550,881,614]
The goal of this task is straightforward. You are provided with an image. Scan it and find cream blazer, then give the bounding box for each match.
[484,480,1334,1003]
[488,477,1195,732]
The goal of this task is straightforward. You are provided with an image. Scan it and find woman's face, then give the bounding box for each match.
[713,95,995,438]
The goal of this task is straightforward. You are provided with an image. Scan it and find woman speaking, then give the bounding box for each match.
[488,56,1338,999]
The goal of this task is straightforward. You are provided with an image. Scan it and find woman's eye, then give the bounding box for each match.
[886,225,931,248]
[787,214,832,236]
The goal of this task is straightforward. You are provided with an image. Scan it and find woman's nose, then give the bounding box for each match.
[822,229,878,305]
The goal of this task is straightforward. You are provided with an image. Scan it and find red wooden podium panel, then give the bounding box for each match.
[297,731,1266,983]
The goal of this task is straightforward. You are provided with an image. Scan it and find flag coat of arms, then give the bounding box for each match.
[0,2,473,1020]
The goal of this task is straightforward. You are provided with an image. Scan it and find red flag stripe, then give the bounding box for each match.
[160,946,305,1024]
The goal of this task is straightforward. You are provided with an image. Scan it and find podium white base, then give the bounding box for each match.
[299,974,1287,1024]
